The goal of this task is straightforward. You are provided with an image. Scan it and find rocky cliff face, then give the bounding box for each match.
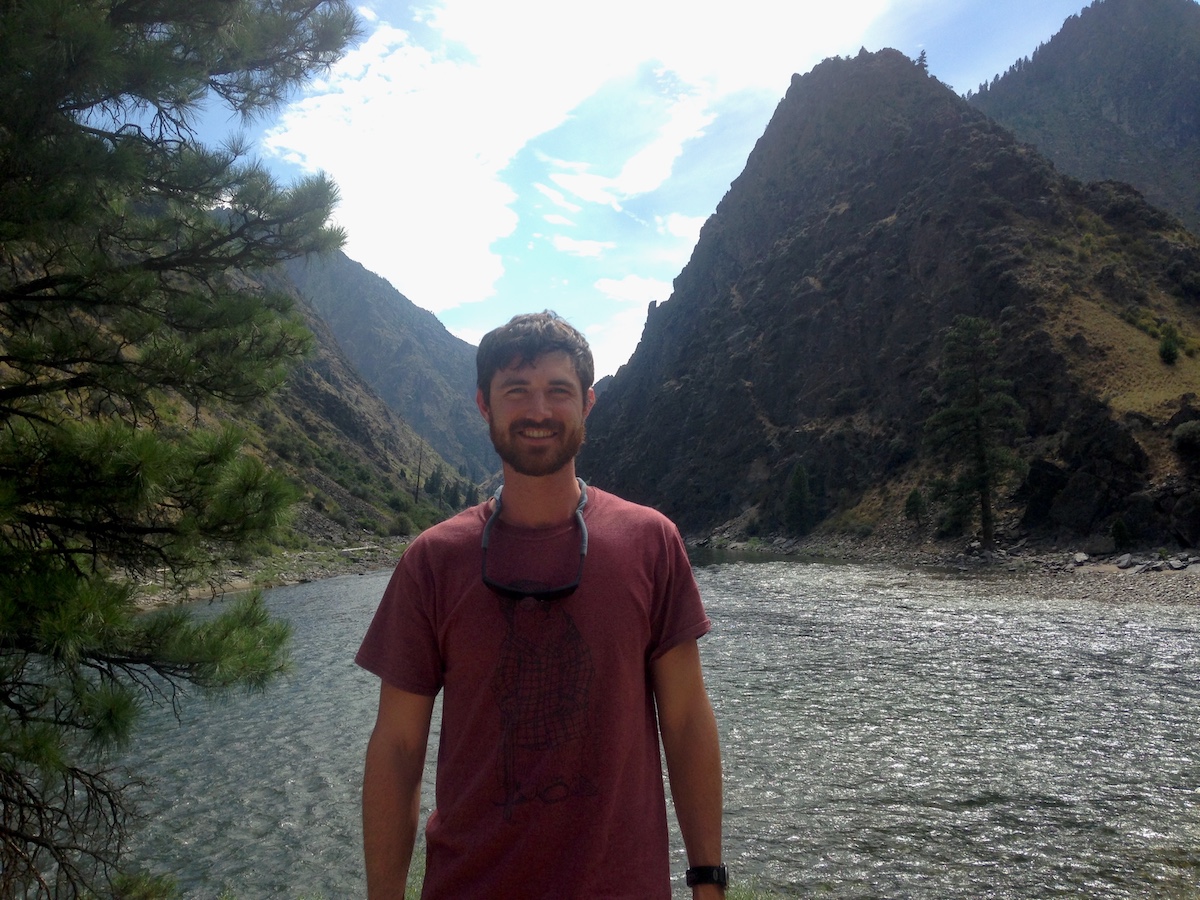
[970,0,1200,234]
[579,49,1200,548]
[285,253,495,481]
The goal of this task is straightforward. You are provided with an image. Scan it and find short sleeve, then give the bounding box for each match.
[355,544,444,696]
[647,518,710,661]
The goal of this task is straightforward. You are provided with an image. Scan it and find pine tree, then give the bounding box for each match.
[783,462,819,536]
[425,464,445,502]
[0,1,360,895]
[924,316,1027,549]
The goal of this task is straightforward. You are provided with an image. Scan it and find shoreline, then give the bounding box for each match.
[691,530,1200,606]
[135,540,408,608]
[141,532,1199,610]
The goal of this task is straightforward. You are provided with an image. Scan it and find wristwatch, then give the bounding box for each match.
[685,864,728,888]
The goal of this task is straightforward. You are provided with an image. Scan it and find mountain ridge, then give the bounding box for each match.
[284,253,496,482]
[579,47,1200,549]
[970,0,1200,233]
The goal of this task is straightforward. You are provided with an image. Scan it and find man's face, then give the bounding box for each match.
[477,351,594,477]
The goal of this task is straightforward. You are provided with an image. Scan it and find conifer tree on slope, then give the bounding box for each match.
[924,316,1027,550]
[0,1,359,894]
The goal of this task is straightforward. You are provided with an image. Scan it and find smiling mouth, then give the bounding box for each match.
[514,421,559,440]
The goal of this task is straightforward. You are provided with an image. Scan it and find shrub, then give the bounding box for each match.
[904,488,927,525]
[1172,420,1200,462]
[1110,517,1133,550]
[1159,324,1182,365]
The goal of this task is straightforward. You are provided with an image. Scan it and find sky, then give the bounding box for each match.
[228,0,1095,378]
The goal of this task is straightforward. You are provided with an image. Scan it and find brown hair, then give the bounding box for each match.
[476,311,595,404]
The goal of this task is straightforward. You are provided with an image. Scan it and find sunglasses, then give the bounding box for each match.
[481,478,589,603]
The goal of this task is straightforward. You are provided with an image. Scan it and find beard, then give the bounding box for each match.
[489,416,586,477]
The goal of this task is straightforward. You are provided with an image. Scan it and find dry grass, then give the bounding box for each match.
[1042,286,1200,417]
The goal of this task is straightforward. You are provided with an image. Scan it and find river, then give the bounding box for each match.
[122,560,1200,898]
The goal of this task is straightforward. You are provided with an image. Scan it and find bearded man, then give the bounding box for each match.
[357,311,726,898]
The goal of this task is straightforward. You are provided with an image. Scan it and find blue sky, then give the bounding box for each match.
[238,0,1094,377]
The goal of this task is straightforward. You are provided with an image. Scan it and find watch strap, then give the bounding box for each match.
[685,864,728,887]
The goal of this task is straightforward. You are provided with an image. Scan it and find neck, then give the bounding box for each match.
[495,464,582,528]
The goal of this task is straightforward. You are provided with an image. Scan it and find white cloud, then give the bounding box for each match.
[551,236,617,258]
[583,275,673,376]
[549,169,621,208]
[586,305,655,379]
[611,94,716,196]
[542,90,716,212]
[656,213,707,244]
[543,214,575,227]
[534,182,582,213]
[263,0,896,316]
[448,323,486,349]
[595,275,672,306]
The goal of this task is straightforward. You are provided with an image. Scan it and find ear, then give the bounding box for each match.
[476,387,492,423]
[583,387,596,419]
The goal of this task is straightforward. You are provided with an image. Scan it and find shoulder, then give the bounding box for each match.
[584,484,684,537]
[404,502,489,559]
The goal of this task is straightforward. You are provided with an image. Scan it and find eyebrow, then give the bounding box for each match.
[496,374,579,391]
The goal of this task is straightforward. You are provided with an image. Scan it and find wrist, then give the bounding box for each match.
[685,864,727,892]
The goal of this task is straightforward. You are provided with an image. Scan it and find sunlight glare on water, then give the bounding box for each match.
[700,561,1200,898]
[122,562,1200,898]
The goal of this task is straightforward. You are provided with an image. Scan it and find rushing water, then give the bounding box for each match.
[121,561,1200,898]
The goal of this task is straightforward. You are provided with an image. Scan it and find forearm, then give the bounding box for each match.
[362,730,425,899]
[661,700,724,870]
[653,639,725,896]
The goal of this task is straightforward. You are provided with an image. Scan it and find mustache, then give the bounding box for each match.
[510,418,562,431]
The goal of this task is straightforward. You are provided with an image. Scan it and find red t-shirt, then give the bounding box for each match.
[356,485,711,899]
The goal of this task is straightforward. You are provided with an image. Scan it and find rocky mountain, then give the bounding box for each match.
[285,253,496,481]
[227,267,475,547]
[579,48,1200,549]
[969,0,1200,234]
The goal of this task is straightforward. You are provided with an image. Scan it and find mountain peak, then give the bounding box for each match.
[581,46,1200,548]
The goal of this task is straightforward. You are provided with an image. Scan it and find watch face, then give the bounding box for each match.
[686,865,727,887]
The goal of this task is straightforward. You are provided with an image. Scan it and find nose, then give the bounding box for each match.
[528,389,552,419]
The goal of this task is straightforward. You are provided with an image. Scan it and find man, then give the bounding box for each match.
[357,312,725,898]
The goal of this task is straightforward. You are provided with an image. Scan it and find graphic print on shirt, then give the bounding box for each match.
[491,597,597,820]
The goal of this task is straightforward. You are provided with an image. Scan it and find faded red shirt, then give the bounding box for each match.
[356,485,710,899]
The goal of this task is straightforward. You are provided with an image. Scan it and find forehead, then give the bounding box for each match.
[492,350,581,388]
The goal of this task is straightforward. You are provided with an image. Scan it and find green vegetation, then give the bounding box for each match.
[904,487,928,526]
[783,462,819,536]
[1120,306,1195,363]
[1159,323,1183,365]
[1172,420,1200,466]
[924,316,1027,549]
[0,0,360,895]
[970,0,1200,234]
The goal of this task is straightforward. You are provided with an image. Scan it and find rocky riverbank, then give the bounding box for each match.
[694,527,1200,606]
[144,528,1199,610]
[136,540,408,607]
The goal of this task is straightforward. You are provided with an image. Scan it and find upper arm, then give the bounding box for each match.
[651,638,712,733]
[368,681,435,760]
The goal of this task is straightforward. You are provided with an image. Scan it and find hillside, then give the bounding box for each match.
[579,49,1200,550]
[970,0,1200,234]
[216,267,478,552]
[285,253,496,481]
